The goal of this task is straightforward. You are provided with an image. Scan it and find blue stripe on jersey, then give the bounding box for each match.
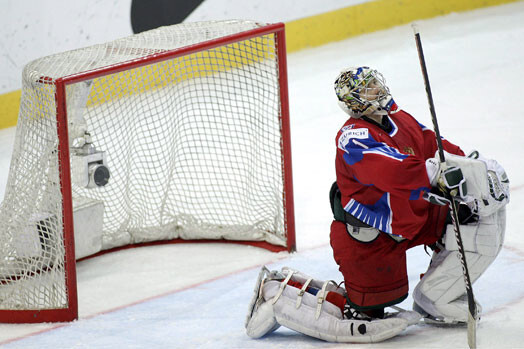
[344,192,393,234]
[409,186,430,200]
[388,116,398,137]
[418,121,447,141]
[339,131,409,166]
[417,121,430,132]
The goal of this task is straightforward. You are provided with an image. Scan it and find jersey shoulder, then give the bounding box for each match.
[336,117,379,137]
[390,109,429,132]
[336,118,378,146]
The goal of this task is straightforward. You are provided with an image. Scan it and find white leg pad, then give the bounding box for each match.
[413,250,484,323]
[246,301,280,338]
[261,279,408,343]
[444,208,506,256]
[245,266,281,338]
[413,208,506,322]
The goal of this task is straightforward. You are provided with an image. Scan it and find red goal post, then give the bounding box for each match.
[0,21,294,323]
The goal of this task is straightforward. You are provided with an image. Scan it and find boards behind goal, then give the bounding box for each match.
[0,21,294,323]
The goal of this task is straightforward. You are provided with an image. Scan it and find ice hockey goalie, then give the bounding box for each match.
[244,66,509,343]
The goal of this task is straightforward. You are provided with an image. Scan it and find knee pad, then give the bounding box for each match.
[413,208,506,322]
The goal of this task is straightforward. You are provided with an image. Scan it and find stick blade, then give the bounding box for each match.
[467,311,477,349]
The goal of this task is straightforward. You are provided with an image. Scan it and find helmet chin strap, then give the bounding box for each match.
[373,95,394,114]
[369,108,388,116]
[371,95,398,115]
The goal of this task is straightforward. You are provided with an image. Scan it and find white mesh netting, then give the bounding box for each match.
[0,21,290,312]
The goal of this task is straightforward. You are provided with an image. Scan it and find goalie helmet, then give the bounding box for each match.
[334,67,395,118]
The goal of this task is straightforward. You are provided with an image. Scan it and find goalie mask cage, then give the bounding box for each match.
[0,21,295,323]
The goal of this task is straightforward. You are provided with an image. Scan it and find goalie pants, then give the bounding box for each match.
[329,205,448,310]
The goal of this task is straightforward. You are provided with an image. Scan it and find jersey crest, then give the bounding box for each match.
[403,146,415,155]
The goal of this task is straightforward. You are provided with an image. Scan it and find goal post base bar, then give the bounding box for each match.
[0,238,292,324]
[78,238,295,263]
[0,308,77,324]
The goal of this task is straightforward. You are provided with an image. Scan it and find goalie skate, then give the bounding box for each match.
[413,301,480,326]
[413,302,464,326]
[387,306,423,326]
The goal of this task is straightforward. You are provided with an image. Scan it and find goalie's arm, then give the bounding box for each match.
[418,122,465,159]
[337,132,431,199]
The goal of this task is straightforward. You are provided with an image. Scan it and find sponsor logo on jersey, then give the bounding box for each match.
[338,128,369,149]
[340,125,355,133]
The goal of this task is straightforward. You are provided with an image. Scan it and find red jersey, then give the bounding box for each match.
[335,108,464,240]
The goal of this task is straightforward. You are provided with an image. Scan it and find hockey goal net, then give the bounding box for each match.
[0,21,294,323]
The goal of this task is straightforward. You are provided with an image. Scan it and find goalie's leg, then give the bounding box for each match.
[245,266,412,343]
[413,207,506,324]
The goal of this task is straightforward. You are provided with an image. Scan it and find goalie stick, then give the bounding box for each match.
[412,24,478,349]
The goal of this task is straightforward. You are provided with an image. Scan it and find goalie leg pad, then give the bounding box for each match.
[245,266,282,338]
[268,279,408,343]
[444,207,506,257]
[413,250,484,323]
[246,301,280,338]
[413,209,505,323]
[247,267,409,343]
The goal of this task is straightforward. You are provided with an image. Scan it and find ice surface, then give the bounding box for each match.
[1,2,524,347]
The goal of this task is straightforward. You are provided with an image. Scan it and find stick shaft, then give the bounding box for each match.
[412,25,446,163]
[412,24,477,349]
